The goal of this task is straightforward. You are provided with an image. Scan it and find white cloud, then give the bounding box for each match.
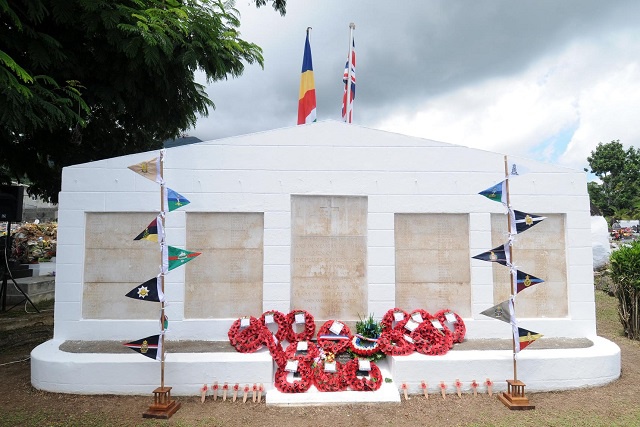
[376,30,640,172]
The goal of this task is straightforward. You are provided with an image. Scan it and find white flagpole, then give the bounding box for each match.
[345,22,355,123]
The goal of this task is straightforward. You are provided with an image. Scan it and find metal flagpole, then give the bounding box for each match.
[345,22,355,123]
[503,154,517,382]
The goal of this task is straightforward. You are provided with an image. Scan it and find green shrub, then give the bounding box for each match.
[610,239,640,339]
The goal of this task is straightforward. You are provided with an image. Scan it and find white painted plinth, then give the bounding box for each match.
[31,340,274,395]
[390,336,620,395]
[31,336,620,403]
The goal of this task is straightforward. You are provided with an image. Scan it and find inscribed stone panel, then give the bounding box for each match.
[491,213,568,317]
[291,196,367,321]
[83,212,160,319]
[185,213,263,319]
[395,214,471,316]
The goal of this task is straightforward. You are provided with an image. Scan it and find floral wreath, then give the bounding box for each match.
[349,334,380,357]
[380,308,409,331]
[344,359,382,391]
[434,309,466,343]
[410,318,453,356]
[274,357,313,393]
[259,329,286,368]
[285,309,316,342]
[259,310,289,342]
[228,316,264,353]
[408,308,431,323]
[317,320,352,354]
[312,358,347,392]
[284,340,320,364]
[378,329,415,356]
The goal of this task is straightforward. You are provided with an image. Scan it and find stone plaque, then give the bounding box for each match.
[395,214,471,316]
[291,196,367,321]
[491,213,568,317]
[185,212,263,318]
[83,213,159,319]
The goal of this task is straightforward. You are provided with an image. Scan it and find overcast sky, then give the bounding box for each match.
[191,1,640,173]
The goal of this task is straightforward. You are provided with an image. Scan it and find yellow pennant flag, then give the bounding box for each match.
[128,156,162,183]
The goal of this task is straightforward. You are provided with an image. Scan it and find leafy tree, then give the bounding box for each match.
[585,140,640,220]
[0,0,286,202]
[610,239,640,339]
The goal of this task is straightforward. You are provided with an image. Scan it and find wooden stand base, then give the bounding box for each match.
[142,386,181,419]
[497,380,535,410]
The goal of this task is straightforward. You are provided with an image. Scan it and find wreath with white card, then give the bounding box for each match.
[259,310,289,342]
[284,309,316,342]
[344,359,382,391]
[434,309,466,343]
[378,329,415,356]
[410,318,453,356]
[381,308,409,331]
[228,316,264,353]
[284,340,319,364]
[274,357,313,393]
[312,358,348,392]
[317,320,352,354]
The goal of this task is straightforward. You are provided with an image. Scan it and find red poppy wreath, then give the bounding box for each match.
[344,359,382,391]
[284,340,320,364]
[312,359,347,392]
[378,329,415,356]
[274,358,313,393]
[317,320,352,355]
[285,309,316,342]
[260,310,289,343]
[380,308,409,331]
[410,319,453,356]
[434,309,466,343]
[228,316,264,353]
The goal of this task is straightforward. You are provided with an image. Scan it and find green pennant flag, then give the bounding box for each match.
[167,246,201,271]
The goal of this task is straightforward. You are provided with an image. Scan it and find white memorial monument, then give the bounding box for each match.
[32,121,620,402]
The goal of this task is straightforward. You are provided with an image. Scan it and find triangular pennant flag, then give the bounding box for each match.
[479,181,506,204]
[510,210,546,235]
[133,216,164,242]
[125,276,164,302]
[167,246,201,271]
[472,244,510,266]
[517,327,543,351]
[507,161,530,178]
[514,269,545,294]
[123,334,162,360]
[128,156,162,184]
[480,300,512,324]
[164,187,190,212]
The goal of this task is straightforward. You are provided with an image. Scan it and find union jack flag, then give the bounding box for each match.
[341,38,356,123]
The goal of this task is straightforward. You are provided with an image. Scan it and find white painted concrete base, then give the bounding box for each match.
[391,336,621,395]
[31,336,620,403]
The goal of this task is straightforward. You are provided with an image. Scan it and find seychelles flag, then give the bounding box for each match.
[123,334,162,360]
[297,29,316,125]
